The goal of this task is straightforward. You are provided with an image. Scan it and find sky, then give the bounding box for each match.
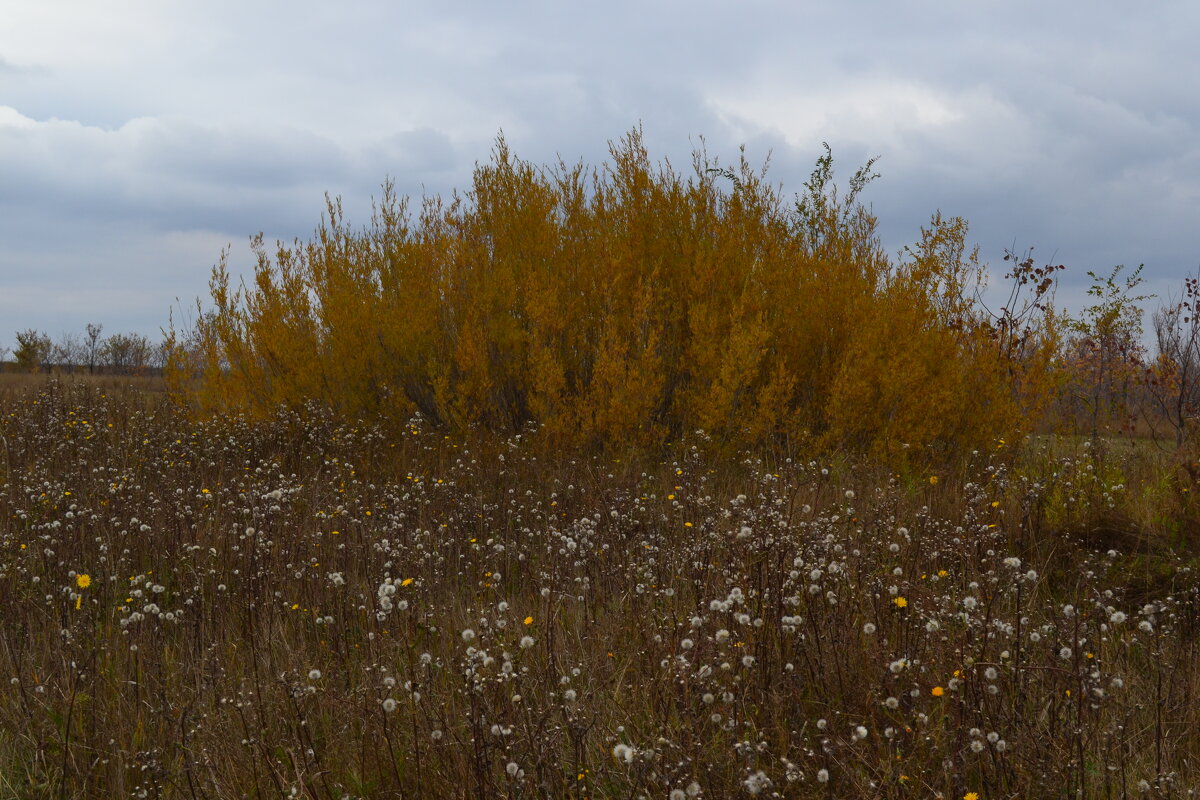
[2,0,1198,355]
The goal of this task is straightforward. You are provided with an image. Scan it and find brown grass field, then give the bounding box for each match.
[1,377,1198,798]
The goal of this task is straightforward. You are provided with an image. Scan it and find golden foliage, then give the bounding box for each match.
[168,128,1059,466]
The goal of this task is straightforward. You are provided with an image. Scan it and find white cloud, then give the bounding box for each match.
[707,78,969,151]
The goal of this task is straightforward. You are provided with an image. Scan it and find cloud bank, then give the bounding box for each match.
[1,0,1198,349]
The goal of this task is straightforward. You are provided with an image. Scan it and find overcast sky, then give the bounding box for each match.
[2,0,1198,354]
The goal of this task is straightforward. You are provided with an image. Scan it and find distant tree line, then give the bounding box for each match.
[4,323,166,376]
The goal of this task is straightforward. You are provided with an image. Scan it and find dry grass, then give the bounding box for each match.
[0,371,165,398]
[0,380,1197,799]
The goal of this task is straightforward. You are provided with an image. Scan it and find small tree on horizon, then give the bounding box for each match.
[85,322,104,374]
[1147,270,1200,449]
[101,332,152,375]
[14,329,52,374]
[52,332,85,373]
[1062,264,1151,443]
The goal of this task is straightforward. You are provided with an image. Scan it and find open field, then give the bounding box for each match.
[1,380,1198,798]
[0,371,166,397]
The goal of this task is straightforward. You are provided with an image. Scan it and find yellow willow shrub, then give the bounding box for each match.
[168,128,1059,465]
[823,214,1062,463]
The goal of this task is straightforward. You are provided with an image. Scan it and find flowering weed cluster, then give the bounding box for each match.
[0,381,1197,798]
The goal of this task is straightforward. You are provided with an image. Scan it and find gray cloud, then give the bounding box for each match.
[1,0,1198,351]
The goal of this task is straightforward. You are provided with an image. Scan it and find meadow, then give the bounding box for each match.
[1,379,1197,799]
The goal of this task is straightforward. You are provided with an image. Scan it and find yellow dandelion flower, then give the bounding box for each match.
[524,616,534,625]
[893,597,907,608]
[931,686,945,697]
[76,574,91,589]
[929,476,939,485]
[401,578,413,587]
[964,793,980,800]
